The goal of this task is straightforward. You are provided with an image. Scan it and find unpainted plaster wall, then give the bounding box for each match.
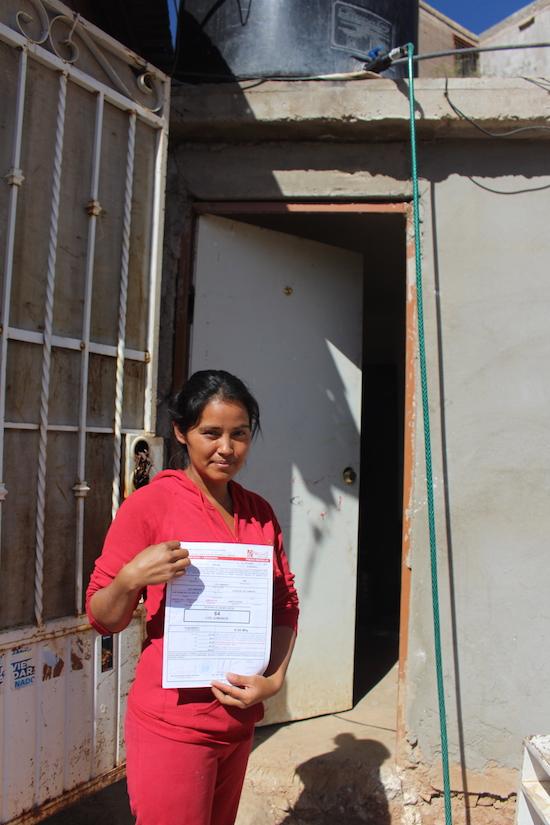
[405,139,550,789]
[480,0,550,75]
[164,81,550,799]
[418,2,478,77]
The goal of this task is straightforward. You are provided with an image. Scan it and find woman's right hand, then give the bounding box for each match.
[121,541,191,591]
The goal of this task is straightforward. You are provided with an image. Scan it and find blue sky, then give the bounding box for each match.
[430,0,532,34]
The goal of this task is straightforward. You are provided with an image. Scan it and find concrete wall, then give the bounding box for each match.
[480,0,550,75]
[406,138,550,803]
[418,2,478,77]
[165,78,550,818]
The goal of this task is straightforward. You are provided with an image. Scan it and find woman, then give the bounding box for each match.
[86,370,299,825]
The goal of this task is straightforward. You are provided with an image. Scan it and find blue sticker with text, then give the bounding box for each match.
[11,646,35,689]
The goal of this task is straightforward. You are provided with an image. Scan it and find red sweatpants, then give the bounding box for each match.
[125,709,254,825]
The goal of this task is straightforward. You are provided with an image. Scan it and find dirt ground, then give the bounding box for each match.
[42,666,399,824]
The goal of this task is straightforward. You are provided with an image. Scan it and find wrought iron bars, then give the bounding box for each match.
[144,113,169,434]
[34,71,67,627]
[111,112,137,520]
[73,91,104,614]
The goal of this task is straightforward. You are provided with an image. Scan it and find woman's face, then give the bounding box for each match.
[174,397,252,489]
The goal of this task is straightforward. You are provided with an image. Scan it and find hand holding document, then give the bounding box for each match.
[162,542,273,689]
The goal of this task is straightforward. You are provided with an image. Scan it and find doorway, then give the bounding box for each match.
[184,203,408,718]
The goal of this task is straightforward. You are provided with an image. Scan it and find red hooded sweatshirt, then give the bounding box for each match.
[86,470,299,744]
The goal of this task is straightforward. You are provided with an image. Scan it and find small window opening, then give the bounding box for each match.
[454,36,478,77]
[518,16,535,31]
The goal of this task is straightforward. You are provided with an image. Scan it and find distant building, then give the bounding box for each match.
[418,1,479,77]
[480,0,550,75]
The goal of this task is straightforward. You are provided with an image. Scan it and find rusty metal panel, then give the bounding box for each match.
[37,637,67,806]
[5,341,42,423]
[82,433,114,589]
[89,102,128,348]
[52,82,96,340]
[65,633,93,789]
[0,651,4,819]
[9,58,59,334]
[43,433,78,621]
[117,618,143,762]
[0,40,19,304]
[0,431,39,629]
[125,119,157,353]
[3,644,37,819]
[48,348,81,426]
[86,354,116,428]
[122,359,146,431]
[0,618,142,823]
[94,632,118,775]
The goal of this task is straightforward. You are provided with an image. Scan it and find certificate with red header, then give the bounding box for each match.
[162,542,274,688]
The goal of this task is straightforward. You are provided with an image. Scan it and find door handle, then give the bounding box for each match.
[342,466,357,485]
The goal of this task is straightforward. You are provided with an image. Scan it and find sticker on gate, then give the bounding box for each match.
[42,647,65,680]
[10,645,35,690]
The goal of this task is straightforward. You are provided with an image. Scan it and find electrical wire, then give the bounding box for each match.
[236,0,253,26]
[392,41,550,66]
[523,76,550,91]
[172,41,550,83]
[443,77,550,137]
[173,40,550,142]
[406,39,453,825]
[467,178,550,195]
[172,69,380,83]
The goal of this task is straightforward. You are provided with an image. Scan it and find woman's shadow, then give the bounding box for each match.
[279,733,392,824]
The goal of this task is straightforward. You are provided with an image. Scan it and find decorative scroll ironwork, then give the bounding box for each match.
[14,0,163,112]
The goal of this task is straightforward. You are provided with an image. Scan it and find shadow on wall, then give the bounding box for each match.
[279,733,392,824]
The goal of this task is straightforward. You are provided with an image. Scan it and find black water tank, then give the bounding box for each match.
[177,0,418,80]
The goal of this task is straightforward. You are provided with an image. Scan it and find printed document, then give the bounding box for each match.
[162,542,273,688]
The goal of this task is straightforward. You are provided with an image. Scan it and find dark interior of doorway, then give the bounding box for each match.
[231,210,406,706]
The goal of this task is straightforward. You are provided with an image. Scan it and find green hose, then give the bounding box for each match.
[406,42,453,825]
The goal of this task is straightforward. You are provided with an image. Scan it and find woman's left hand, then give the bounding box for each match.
[211,672,282,709]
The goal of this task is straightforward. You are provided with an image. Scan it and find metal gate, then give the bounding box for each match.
[0,1,170,821]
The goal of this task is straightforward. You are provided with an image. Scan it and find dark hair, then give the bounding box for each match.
[170,370,261,447]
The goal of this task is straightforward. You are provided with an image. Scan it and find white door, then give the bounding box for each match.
[190,215,363,722]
